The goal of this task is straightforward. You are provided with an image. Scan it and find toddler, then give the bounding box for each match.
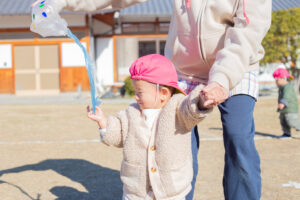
[87,54,211,199]
[273,68,300,137]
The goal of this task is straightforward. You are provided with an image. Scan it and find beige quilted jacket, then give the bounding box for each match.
[100,85,211,199]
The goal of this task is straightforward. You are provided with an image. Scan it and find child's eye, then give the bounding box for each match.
[136,92,143,97]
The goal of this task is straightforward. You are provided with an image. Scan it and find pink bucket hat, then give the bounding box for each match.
[273,68,294,80]
[129,54,186,95]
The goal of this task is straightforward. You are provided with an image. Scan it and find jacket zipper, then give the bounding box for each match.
[197,0,209,65]
[243,0,250,24]
[186,0,191,8]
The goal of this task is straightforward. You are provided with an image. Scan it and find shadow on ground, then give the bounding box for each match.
[255,132,281,138]
[255,132,300,139]
[0,159,122,200]
[209,127,284,139]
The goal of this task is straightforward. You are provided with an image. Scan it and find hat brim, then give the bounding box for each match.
[131,76,187,96]
[174,87,187,96]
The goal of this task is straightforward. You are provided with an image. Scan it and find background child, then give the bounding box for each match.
[87,54,211,200]
[273,68,300,137]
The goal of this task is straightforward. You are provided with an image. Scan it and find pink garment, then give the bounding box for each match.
[130,54,186,95]
[186,0,191,8]
[273,68,294,80]
[243,0,250,24]
[186,0,246,22]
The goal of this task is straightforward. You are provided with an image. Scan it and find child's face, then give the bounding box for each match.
[275,78,288,87]
[132,79,169,110]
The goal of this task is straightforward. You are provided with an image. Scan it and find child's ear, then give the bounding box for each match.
[160,87,171,100]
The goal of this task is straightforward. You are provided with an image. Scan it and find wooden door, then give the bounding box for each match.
[14,45,60,95]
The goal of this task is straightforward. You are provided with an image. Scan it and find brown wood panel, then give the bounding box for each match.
[0,39,89,46]
[39,45,59,69]
[60,67,90,92]
[95,33,168,38]
[113,36,117,82]
[14,46,35,70]
[0,30,90,94]
[0,69,14,93]
[93,13,115,27]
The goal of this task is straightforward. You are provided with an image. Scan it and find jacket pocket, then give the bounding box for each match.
[120,161,142,195]
[160,157,193,196]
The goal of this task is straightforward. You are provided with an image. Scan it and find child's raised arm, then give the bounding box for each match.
[87,106,128,148]
[87,106,108,129]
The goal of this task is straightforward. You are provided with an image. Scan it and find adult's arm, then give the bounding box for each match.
[52,0,147,12]
[208,0,272,90]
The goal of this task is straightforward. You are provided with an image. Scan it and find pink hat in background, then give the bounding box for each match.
[273,68,294,80]
[129,54,186,95]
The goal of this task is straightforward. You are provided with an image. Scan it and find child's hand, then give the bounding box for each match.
[202,82,229,108]
[198,91,209,110]
[87,106,108,129]
[278,103,285,110]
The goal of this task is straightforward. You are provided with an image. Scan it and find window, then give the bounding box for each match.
[115,38,167,82]
[139,41,156,57]
[121,22,169,34]
[122,24,138,33]
[138,40,166,57]
[159,41,166,55]
[138,23,156,33]
[122,23,155,34]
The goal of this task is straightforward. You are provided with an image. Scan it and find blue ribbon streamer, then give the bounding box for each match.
[67,28,101,113]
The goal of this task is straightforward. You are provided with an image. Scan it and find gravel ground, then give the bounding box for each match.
[0,97,300,200]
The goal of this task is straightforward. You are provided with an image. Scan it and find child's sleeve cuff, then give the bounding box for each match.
[98,128,107,141]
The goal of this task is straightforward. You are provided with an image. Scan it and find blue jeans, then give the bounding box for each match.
[186,126,199,200]
[187,95,261,200]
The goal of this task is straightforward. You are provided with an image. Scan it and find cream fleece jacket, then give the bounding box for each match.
[55,0,272,90]
[100,85,211,199]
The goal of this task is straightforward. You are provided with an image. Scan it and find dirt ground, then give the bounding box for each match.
[0,97,300,200]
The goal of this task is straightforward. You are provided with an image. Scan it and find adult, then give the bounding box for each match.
[34,0,272,199]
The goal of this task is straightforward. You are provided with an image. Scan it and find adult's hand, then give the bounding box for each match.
[201,82,229,108]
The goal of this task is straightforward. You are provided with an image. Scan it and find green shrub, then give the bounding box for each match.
[124,76,135,97]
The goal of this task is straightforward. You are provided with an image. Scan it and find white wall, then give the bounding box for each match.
[116,37,138,79]
[0,44,12,68]
[61,42,87,67]
[96,38,114,89]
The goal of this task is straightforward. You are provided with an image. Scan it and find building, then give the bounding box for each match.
[0,0,93,95]
[0,0,299,95]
